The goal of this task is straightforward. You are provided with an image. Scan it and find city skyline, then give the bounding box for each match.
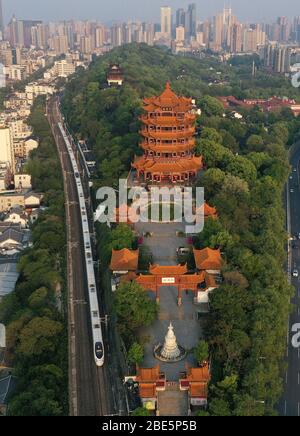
[2,0,300,24]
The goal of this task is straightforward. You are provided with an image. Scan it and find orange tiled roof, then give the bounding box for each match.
[143,82,193,113]
[204,202,218,218]
[195,202,218,220]
[149,264,188,275]
[120,271,138,283]
[110,248,139,272]
[193,248,222,271]
[136,366,160,382]
[139,383,157,399]
[132,155,203,174]
[186,364,211,398]
[190,382,209,398]
[136,275,157,285]
[180,273,205,285]
[186,364,211,383]
[204,272,218,289]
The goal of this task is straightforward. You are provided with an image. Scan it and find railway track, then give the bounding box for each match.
[47,98,111,416]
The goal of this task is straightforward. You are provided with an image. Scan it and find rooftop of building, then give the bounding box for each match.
[193,247,222,271]
[133,155,203,174]
[149,264,188,276]
[110,248,139,272]
[0,228,25,244]
[143,82,193,113]
[0,261,20,299]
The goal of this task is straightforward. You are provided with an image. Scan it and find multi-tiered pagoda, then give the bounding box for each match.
[132,82,203,184]
[107,64,124,87]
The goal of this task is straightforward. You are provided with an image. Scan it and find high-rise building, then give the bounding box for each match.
[161,7,172,37]
[261,43,291,73]
[175,26,185,42]
[294,17,300,43]
[186,3,197,38]
[95,26,105,48]
[176,9,186,29]
[274,46,291,73]
[8,16,24,47]
[212,13,223,50]
[277,17,290,42]
[0,127,15,171]
[12,47,22,65]
[111,24,123,47]
[80,35,93,54]
[229,23,242,53]
[0,0,4,36]
[51,35,69,55]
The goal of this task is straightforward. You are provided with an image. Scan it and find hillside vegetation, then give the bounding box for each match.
[62,43,300,416]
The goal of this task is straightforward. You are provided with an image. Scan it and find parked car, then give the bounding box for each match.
[177,247,191,256]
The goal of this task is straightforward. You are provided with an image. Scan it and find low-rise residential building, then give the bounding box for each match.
[0,227,25,250]
[0,190,41,212]
[9,119,32,141]
[13,138,38,159]
[4,207,28,228]
[4,93,30,110]
[0,163,13,191]
[14,174,32,190]
[53,59,76,78]
[25,82,55,102]
[4,65,27,82]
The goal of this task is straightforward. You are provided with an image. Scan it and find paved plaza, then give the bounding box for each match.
[135,221,202,381]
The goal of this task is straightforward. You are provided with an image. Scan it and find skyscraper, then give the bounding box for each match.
[161,6,172,37]
[0,0,4,35]
[213,13,223,50]
[230,23,242,53]
[186,3,197,38]
[176,9,186,28]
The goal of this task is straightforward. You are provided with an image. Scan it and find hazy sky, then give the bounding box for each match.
[3,0,300,24]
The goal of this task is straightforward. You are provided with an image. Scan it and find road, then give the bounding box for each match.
[279,146,300,417]
[47,97,112,416]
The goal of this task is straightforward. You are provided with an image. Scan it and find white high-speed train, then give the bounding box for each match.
[58,122,104,367]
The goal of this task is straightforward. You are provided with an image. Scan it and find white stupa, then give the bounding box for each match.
[161,323,181,360]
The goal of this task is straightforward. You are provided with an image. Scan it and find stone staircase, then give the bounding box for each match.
[157,383,189,416]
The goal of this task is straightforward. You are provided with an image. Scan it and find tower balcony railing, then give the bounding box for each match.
[140,114,196,125]
[140,140,196,151]
[140,128,195,140]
